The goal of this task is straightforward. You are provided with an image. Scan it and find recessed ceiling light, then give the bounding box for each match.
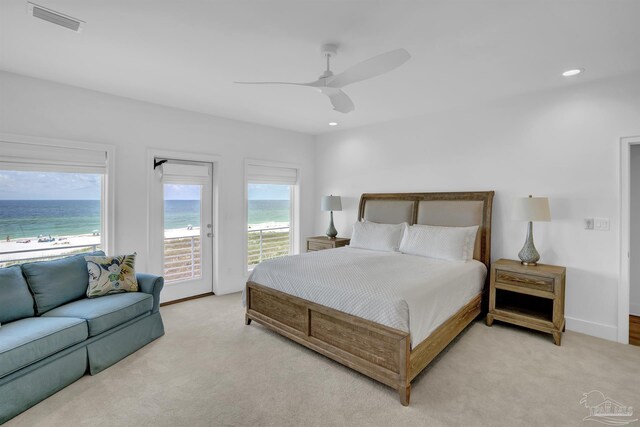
[328,122,338,126]
[562,69,583,77]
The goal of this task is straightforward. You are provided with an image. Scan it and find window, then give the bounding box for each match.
[246,163,297,270]
[0,139,110,267]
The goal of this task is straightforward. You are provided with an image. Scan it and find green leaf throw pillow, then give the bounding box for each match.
[85,254,138,298]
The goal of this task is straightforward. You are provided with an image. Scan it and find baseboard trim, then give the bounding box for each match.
[565,316,618,342]
[160,292,214,307]
[629,303,640,316]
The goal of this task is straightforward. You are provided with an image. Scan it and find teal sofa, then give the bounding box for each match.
[0,251,164,424]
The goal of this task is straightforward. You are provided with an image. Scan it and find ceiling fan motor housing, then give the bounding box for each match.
[319,44,338,79]
[320,44,338,58]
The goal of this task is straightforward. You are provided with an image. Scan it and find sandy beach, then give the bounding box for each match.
[0,233,101,263]
[0,222,290,264]
[248,221,289,231]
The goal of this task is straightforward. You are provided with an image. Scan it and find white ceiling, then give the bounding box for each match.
[2,0,640,135]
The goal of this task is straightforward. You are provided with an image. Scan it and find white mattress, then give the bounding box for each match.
[246,247,486,346]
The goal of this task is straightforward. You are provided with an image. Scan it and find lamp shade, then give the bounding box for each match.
[321,195,342,212]
[513,196,551,222]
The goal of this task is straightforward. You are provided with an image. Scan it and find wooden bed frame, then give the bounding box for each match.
[245,191,494,405]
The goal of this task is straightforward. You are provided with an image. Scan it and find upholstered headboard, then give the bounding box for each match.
[357,192,494,269]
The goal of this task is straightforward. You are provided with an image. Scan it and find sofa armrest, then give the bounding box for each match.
[137,273,164,313]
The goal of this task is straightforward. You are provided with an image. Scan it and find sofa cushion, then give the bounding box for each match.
[0,317,88,378]
[42,292,153,337]
[21,251,105,314]
[0,266,35,324]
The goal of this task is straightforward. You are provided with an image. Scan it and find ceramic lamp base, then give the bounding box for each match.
[518,221,540,265]
[326,211,337,239]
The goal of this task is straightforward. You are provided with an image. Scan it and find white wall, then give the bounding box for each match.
[630,145,640,316]
[0,71,315,296]
[314,72,640,341]
[3,68,640,340]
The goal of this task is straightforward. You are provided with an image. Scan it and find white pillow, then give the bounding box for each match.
[399,224,479,261]
[349,221,407,252]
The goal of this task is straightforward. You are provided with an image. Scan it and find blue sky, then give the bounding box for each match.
[248,183,290,200]
[164,184,199,200]
[164,183,291,200]
[0,171,291,200]
[164,184,289,200]
[0,171,101,200]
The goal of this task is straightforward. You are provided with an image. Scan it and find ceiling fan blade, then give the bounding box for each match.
[327,48,411,88]
[234,80,320,86]
[320,88,355,113]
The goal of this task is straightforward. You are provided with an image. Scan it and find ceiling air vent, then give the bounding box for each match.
[27,2,84,32]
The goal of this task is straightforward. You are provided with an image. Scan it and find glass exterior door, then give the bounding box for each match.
[160,162,213,301]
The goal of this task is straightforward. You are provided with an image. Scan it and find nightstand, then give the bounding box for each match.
[486,259,566,345]
[306,236,350,252]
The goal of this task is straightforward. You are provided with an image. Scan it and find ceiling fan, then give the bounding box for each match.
[234,44,411,113]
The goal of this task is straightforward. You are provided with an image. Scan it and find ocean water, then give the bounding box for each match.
[164,200,201,230]
[165,200,290,229]
[0,199,291,239]
[0,200,101,239]
[248,200,290,225]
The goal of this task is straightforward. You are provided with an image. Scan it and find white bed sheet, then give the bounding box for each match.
[246,247,486,346]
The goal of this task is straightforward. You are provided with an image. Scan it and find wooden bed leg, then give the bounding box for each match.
[245,314,251,325]
[399,385,411,406]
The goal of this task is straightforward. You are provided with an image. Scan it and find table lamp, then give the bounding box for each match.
[513,195,551,265]
[321,195,342,239]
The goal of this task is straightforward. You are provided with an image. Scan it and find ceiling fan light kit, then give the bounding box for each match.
[235,44,411,114]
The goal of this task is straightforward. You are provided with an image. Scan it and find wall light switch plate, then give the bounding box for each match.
[584,218,594,230]
[594,217,610,231]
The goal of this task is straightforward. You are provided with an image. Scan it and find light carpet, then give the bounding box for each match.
[6,293,640,427]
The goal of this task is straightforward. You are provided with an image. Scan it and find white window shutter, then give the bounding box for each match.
[0,141,107,173]
[161,162,210,185]
[246,164,297,184]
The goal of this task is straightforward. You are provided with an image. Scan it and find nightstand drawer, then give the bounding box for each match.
[306,236,350,252]
[495,269,554,293]
[308,241,333,251]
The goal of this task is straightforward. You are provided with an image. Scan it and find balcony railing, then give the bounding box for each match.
[0,236,202,284]
[163,235,201,283]
[0,244,100,268]
[1,227,291,280]
[248,226,290,268]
